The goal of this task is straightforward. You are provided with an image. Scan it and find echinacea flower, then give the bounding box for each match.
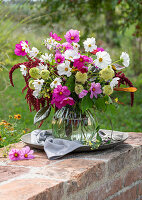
[55,53,65,64]
[49,32,62,41]
[9,149,21,161]
[95,51,112,69]
[120,52,130,67]
[29,47,39,58]
[20,146,34,160]
[14,114,21,120]
[64,50,80,62]
[64,29,80,43]
[57,60,72,77]
[20,65,27,76]
[110,77,120,89]
[50,77,62,88]
[79,90,88,98]
[83,38,97,52]
[61,97,75,107]
[90,82,102,99]
[14,40,29,56]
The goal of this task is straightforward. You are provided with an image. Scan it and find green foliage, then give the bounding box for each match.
[81,93,94,113]
[34,105,51,124]
[65,75,75,92]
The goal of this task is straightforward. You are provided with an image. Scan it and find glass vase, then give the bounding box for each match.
[52,106,98,142]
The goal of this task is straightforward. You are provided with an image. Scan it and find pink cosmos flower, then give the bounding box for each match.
[49,32,62,41]
[20,146,34,160]
[14,40,29,56]
[91,47,104,55]
[78,66,88,73]
[79,90,88,98]
[64,29,80,43]
[55,53,65,64]
[90,82,102,99]
[74,55,92,68]
[52,85,71,102]
[9,149,21,161]
[62,42,73,51]
[61,97,75,106]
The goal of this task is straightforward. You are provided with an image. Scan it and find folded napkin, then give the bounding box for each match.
[31,129,84,160]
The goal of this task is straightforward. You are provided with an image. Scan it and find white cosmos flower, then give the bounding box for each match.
[83,37,97,52]
[50,77,62,88]
[110,77,120,89]
[29,47,39,58]
[21,41,30,53]
[64,50,80,62]
[44,37,58,50]
[40,53,53,63]
[120,52,130,67]
[33,79,44,91]
[33,90,40,98]
[57,60,72,77]
[37,63,48,71]
[20,65,27,76]
[95,51,112,69]
[72,42,80,51]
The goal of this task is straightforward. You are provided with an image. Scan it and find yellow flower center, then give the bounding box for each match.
[54,81,57,84]
[22,48,25,52]
[24,154,28,158]
[92,88,96,91]
[71,36,74,40]
[59,92,63,95]
[99,58,103,62]
[65,67,68,71]
[112,65,116,70]
[79,58,83,62]
[67,98,70,101]
[57,59,61,63]
[38,82,41,85]
[88,44,92,47]
[14,153,18,157]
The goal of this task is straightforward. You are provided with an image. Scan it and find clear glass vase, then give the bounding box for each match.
[52,106,98,142]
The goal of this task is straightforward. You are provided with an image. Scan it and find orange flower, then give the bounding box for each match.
[14,114,21,120]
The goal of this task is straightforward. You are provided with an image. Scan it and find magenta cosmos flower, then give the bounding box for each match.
[52,85,71,102]
[49,32,62,41]
[61,97,75,106]
[14,40,29,56]
[20,146,34,160]
[91,47,104,55]
[79,90,88,98]
[55,53,65,64]
[74,55,93,68]
[9,149,21,161]
[62,42,73,51]
[90,82,102,99]
[64,29,80,43]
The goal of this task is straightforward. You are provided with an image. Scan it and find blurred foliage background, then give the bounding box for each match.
[0,0,142,139]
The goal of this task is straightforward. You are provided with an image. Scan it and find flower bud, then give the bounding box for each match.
[29,67,40,79]
[75,84,84,95]
[103,85,113,96]
[40,69,50,80]
[75,72,87,84]
[29,80,35,90]
[99,66,114,81]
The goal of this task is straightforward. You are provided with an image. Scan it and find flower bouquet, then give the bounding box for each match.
[9,29,137,149]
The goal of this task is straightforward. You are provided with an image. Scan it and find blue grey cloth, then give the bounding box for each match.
[31,129,84,160]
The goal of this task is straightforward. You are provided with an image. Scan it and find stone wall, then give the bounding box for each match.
[0,132,142,200]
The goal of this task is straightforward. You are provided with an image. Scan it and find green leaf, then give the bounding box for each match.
[34,105,51,124]
[65,75,75,92]
[93,97,107,111]
[81,93,94,113]
[106,104,116,115]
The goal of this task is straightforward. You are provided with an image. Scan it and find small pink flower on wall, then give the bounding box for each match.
[64,29,80,44]
[55,53,65,64]
[14,40,29,56]
[20,146,34,160]
[49,32,62,41]
[90,82,102,99]
[9,149,21,161]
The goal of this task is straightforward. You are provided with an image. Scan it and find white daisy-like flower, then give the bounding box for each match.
[33,90,40,98]
[20,65,27,76]
[50,77,62,88]
[57,60,72,77]
[110,77,120,89]
[21,41,30,53]
[120,52,130,67]
[83,37,97,52]
[40,53,53,63]
[37,63,48,71]
[95,51,112,69]
[33,79,44,91]
[64,50,80,62]
[72,42,80,51]
[29,47,39,58]
[44,37,58,50]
